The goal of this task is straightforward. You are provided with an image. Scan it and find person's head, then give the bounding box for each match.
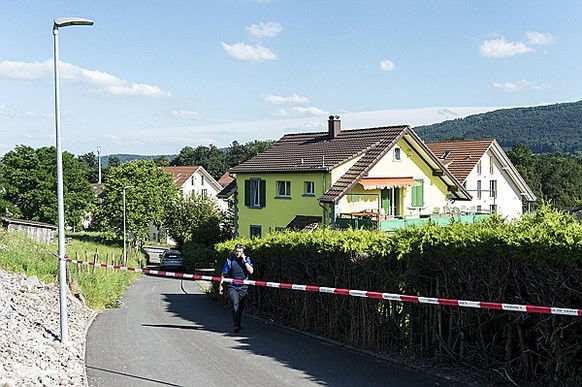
[234,244,244,257]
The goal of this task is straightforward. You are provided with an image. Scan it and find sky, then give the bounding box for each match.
[1,1,581,157]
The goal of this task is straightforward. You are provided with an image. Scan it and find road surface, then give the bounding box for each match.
[85,274,466,387]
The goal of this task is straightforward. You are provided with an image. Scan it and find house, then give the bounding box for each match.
[225,116,471,238]
[148,166,228,243]
[426,139,536,219]
[161,166,228,211]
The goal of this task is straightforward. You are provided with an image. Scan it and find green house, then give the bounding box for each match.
[223,116,471,238]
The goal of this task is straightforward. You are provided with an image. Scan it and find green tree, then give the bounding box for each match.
[171,145,227,179]
[0,145,95,227]
[164,193,231,248]
[98,160,178,242]
[153,155,171,166]
[77,151,99,183]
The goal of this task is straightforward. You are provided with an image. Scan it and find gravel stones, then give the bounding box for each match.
[0,268,96,386]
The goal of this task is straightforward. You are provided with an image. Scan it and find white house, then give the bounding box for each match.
[148,166,228,243]
[161,166,228,211]
[426,139,536,219]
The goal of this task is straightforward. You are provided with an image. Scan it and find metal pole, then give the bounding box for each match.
[53,17,93,344]
[97,145,102,184]
[123,185,133,265]
[123,187,127,265]
[53,23,68,344]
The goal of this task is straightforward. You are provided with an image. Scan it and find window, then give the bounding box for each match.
[489,158,494,175]
[411,179,424,207]
[394,147,402,161]
[304,181,315,196]
[489,204,497,214]
[201,175,205,186]
[490,180,497,198]
[244,179,266,208]
[191,176,195,185]
[477,205,482,213]
[201,189,207,197]
[276,180,291,197]
[477,180,482,200]
[250,225,262,238]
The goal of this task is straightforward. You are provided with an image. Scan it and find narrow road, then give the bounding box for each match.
[86,274,465,386]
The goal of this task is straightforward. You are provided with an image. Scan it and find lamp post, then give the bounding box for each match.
[53,16,93,344]
[123,185,134,266]
[96,145,102,184]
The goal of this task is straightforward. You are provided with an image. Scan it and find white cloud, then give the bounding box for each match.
[493,80,553,92]
[246,22,283,38]
[479,37,534,58]
[263,93,309,105]
[272,106,329,117]
[526,31,554,45]
[170,109,202,119]
[379,59,396,71]
[221,42,277,62]
[0,60,171,98]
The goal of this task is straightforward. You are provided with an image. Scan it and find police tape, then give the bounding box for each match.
[66,258,582,317]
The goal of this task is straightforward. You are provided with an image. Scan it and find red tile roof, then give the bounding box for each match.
[161,166,201,187]
[426,140,494,183]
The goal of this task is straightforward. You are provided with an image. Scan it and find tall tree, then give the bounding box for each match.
[98,160,178,242]
[77,151,99,183]
[0,145,95,227]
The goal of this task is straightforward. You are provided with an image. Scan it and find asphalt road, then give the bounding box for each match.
[85,274,467,387]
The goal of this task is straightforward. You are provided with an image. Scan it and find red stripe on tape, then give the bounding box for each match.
[526,305,551,314]
[366,291,384,299]
[401,295,419,303]
[480,302,503,310]
[334,288,350,296]
[439,298,460,307]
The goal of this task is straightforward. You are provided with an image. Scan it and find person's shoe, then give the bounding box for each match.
[234,326,240,333]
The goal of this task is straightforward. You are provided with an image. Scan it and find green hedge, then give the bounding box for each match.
[216,205,582,385]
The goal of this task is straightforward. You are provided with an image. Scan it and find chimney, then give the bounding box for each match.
[328,115,341,138]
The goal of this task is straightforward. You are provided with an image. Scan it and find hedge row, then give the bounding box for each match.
[215,205,582,385]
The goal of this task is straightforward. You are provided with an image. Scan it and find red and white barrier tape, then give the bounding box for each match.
[66,259,582,317]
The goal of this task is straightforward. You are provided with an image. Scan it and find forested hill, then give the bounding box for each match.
[414,100,582,154]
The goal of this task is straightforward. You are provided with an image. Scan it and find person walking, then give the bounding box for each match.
[219,244,254,333]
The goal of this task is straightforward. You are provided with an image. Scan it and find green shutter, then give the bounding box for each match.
[411,179,424,207]
[260,179,266,208]
[244,180,250,207]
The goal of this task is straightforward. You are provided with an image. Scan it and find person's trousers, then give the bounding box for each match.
[227,285,248,328]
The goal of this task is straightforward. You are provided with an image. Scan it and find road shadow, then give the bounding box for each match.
[143,275,465,387]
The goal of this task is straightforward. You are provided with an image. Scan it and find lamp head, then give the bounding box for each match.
[53,17,94,28]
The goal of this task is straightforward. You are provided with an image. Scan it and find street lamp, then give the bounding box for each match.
[96,145,102,184]
[123,185,134,266]
[53,16,93,344]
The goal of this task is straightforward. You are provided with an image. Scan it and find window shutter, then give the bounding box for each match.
[260,179,266,208]
[412,179,424,207]
[244,180,250,207]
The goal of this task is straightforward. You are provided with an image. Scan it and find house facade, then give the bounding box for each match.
[426,140,536,219]
[227,116,471,238]
[161,166,227,211]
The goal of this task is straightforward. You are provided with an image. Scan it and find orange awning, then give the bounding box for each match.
[359,177,420,190]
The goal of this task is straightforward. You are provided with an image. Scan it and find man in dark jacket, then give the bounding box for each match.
[219,244,254,333]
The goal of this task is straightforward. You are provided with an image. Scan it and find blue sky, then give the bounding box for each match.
[1,0,581,157]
